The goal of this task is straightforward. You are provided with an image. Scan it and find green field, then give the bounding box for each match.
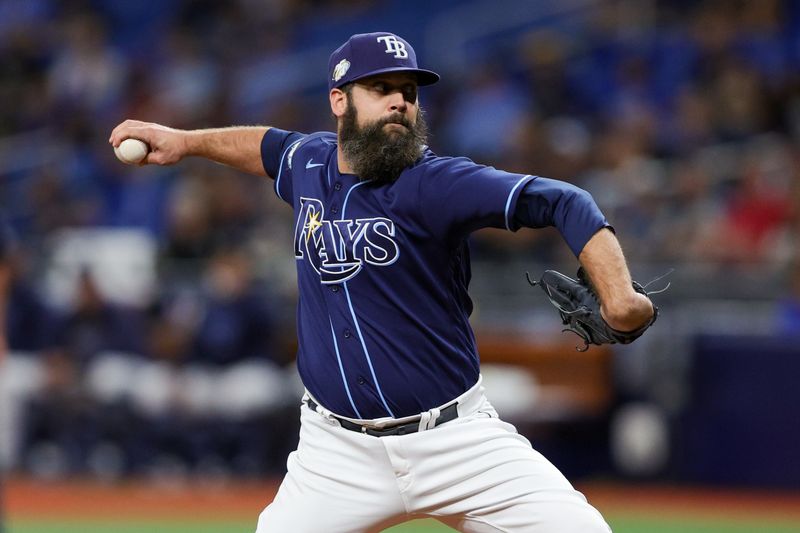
[8,516,800,533]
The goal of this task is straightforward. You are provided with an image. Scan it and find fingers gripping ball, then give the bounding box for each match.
[114,138,149,164]
[527,268,661,351]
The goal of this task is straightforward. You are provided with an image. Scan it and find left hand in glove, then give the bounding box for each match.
[528,268,660,351]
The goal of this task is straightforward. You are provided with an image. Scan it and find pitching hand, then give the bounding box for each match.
[109,119,188,166]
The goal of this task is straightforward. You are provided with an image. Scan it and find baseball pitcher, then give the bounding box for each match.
[110,32,656,533]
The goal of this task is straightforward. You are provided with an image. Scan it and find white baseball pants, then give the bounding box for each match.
[256,378,611,533]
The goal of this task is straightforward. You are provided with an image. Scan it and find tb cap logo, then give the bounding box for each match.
[377,35,408,59]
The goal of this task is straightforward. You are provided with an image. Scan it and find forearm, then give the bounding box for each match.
[578,228,654,331]
[109,120,271,177]
[184,126,270,176]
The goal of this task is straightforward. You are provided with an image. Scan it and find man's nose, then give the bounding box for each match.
[388,91,407,112]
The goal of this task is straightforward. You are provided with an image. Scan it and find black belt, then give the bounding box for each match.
[305,398,459,437]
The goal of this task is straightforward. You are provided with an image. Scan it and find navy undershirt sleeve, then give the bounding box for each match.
[260,127,305,178]
[513,177,612,257]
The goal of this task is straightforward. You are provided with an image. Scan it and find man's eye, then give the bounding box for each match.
[374,83,387,93]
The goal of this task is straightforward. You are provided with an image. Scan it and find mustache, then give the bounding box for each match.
[377,114,411,129]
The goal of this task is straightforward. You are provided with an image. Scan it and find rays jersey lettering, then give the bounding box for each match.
[294,197,399,284]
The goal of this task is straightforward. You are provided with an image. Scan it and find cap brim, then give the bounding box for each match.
[347,66,440,87]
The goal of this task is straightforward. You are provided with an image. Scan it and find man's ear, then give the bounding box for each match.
[330,88,347,118]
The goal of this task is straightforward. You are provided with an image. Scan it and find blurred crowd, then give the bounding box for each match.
[2,0,800,478]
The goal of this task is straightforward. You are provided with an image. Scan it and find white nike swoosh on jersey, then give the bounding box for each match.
[306,159,325,169]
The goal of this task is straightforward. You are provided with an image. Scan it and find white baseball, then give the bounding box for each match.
[114,138,149,164]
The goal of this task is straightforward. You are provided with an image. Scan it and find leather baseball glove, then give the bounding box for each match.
[527,268,662,351]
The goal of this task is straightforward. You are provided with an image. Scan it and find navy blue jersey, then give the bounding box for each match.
[262,128,609,419]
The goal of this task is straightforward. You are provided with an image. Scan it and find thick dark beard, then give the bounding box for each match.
[339,101,429,184]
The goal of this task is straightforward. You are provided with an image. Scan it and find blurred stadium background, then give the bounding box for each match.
[1,0,799,531]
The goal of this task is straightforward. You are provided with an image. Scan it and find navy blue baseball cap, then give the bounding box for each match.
[328,32,440,91]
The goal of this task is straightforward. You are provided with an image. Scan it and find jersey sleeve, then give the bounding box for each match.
[417,156,535,239]
[260,128,306,204]
[513,176,612,257]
